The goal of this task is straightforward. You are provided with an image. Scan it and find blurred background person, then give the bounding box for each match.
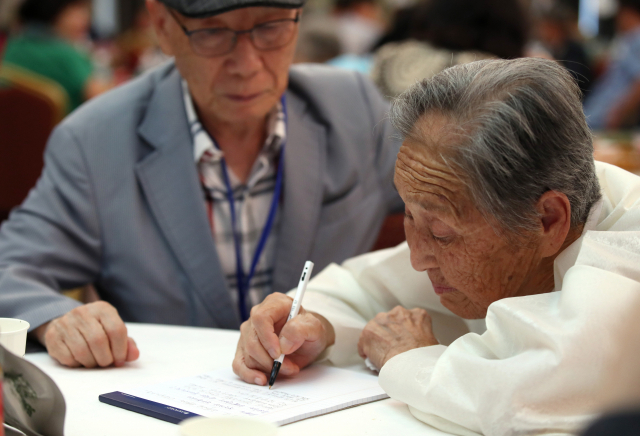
[536,3,593,98]
[0,0,23,55]
[583,0,640,130]
[1,0,112,114]
[110,3,167,81]
[370,0,528,98]
[322,0,386,73]
[332,0,385,55]
[293,15,342,63]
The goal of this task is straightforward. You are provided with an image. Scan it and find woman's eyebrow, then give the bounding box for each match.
[420,201,449,214]
[395,180,460,217]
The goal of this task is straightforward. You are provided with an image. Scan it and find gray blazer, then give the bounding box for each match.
[0,62,402,330]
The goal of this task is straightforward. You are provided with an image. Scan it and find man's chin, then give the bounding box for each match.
[219,98,278,122]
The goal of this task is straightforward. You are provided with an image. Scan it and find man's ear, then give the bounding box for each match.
[536,190,572,258]
[146,0,175,56]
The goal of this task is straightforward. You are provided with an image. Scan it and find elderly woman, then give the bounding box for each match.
[233,58,640,435]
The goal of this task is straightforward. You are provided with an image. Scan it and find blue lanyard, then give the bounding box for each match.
[217,96,287,322]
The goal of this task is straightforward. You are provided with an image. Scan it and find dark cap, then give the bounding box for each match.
[159,0,305,18]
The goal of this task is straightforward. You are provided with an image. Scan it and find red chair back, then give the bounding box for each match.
[0,66,67,221]
[371,213,406,251]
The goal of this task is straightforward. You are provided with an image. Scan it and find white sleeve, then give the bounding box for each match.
[297,243,475,366]
[378,231,640,436]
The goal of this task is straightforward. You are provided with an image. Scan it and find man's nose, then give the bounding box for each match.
[225,33,263,77]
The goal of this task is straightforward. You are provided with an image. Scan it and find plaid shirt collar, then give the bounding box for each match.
[181,80,286,164]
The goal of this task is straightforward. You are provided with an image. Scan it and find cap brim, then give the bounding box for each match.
[173,1,304,18]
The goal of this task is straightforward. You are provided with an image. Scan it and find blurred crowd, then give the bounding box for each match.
[0,0,639,127]
[0,0,167,114]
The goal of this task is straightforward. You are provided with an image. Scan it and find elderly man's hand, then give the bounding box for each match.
[34,301,139,368]
[358,306,438,370]
[233,293,335,386]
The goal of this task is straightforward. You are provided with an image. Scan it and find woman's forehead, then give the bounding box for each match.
[394,160,463,219]
[396,131,465,184]
[394,123,474,220]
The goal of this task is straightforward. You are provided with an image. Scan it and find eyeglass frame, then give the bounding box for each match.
[167,8,301,57]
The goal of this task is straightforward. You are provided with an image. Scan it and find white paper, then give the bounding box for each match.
[125,365,388,425]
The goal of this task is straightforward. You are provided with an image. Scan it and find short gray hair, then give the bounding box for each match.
[390,57,601,236]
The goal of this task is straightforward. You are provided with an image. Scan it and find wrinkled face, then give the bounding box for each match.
[394,114,545,319]
[157,6,299,125]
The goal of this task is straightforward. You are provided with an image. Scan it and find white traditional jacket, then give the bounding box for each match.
[299,161,640,436]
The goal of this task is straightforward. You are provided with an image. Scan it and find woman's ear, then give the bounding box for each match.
[536,190,573,257]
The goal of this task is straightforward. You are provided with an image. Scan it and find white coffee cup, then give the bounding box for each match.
[0,318,30,357]
[179,416,278,436]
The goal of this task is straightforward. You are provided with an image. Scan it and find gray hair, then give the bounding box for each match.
[390,57,601,237]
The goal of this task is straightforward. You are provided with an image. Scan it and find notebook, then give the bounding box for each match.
[99,365,388,425]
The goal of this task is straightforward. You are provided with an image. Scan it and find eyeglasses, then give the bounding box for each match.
[168,9,300,57]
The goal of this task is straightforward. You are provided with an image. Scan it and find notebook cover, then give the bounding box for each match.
[99,391,200,424]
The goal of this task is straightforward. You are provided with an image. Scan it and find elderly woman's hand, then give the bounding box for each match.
[232,293,335,386]
[358,306,438,370]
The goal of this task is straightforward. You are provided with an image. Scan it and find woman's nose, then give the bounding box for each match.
[408,235,439,272]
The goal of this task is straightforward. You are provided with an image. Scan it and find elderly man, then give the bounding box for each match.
[234,58,640,435]
[0,0,401,368]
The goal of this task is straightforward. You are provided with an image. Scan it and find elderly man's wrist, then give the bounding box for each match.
[31,321,52,346]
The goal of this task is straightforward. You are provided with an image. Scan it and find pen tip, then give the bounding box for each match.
[269,385,273,390]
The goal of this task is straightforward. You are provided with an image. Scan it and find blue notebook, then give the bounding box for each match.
[99,391,200,424]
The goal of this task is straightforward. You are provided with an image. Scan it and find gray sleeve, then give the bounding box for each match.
[355,73,404,214]
[0,124,102,330]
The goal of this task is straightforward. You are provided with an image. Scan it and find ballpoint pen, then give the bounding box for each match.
[268,260,314,389]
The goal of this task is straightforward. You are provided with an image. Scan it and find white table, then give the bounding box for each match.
[25,323,449,435]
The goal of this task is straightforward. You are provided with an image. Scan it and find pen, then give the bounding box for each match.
[268,260,314,389]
